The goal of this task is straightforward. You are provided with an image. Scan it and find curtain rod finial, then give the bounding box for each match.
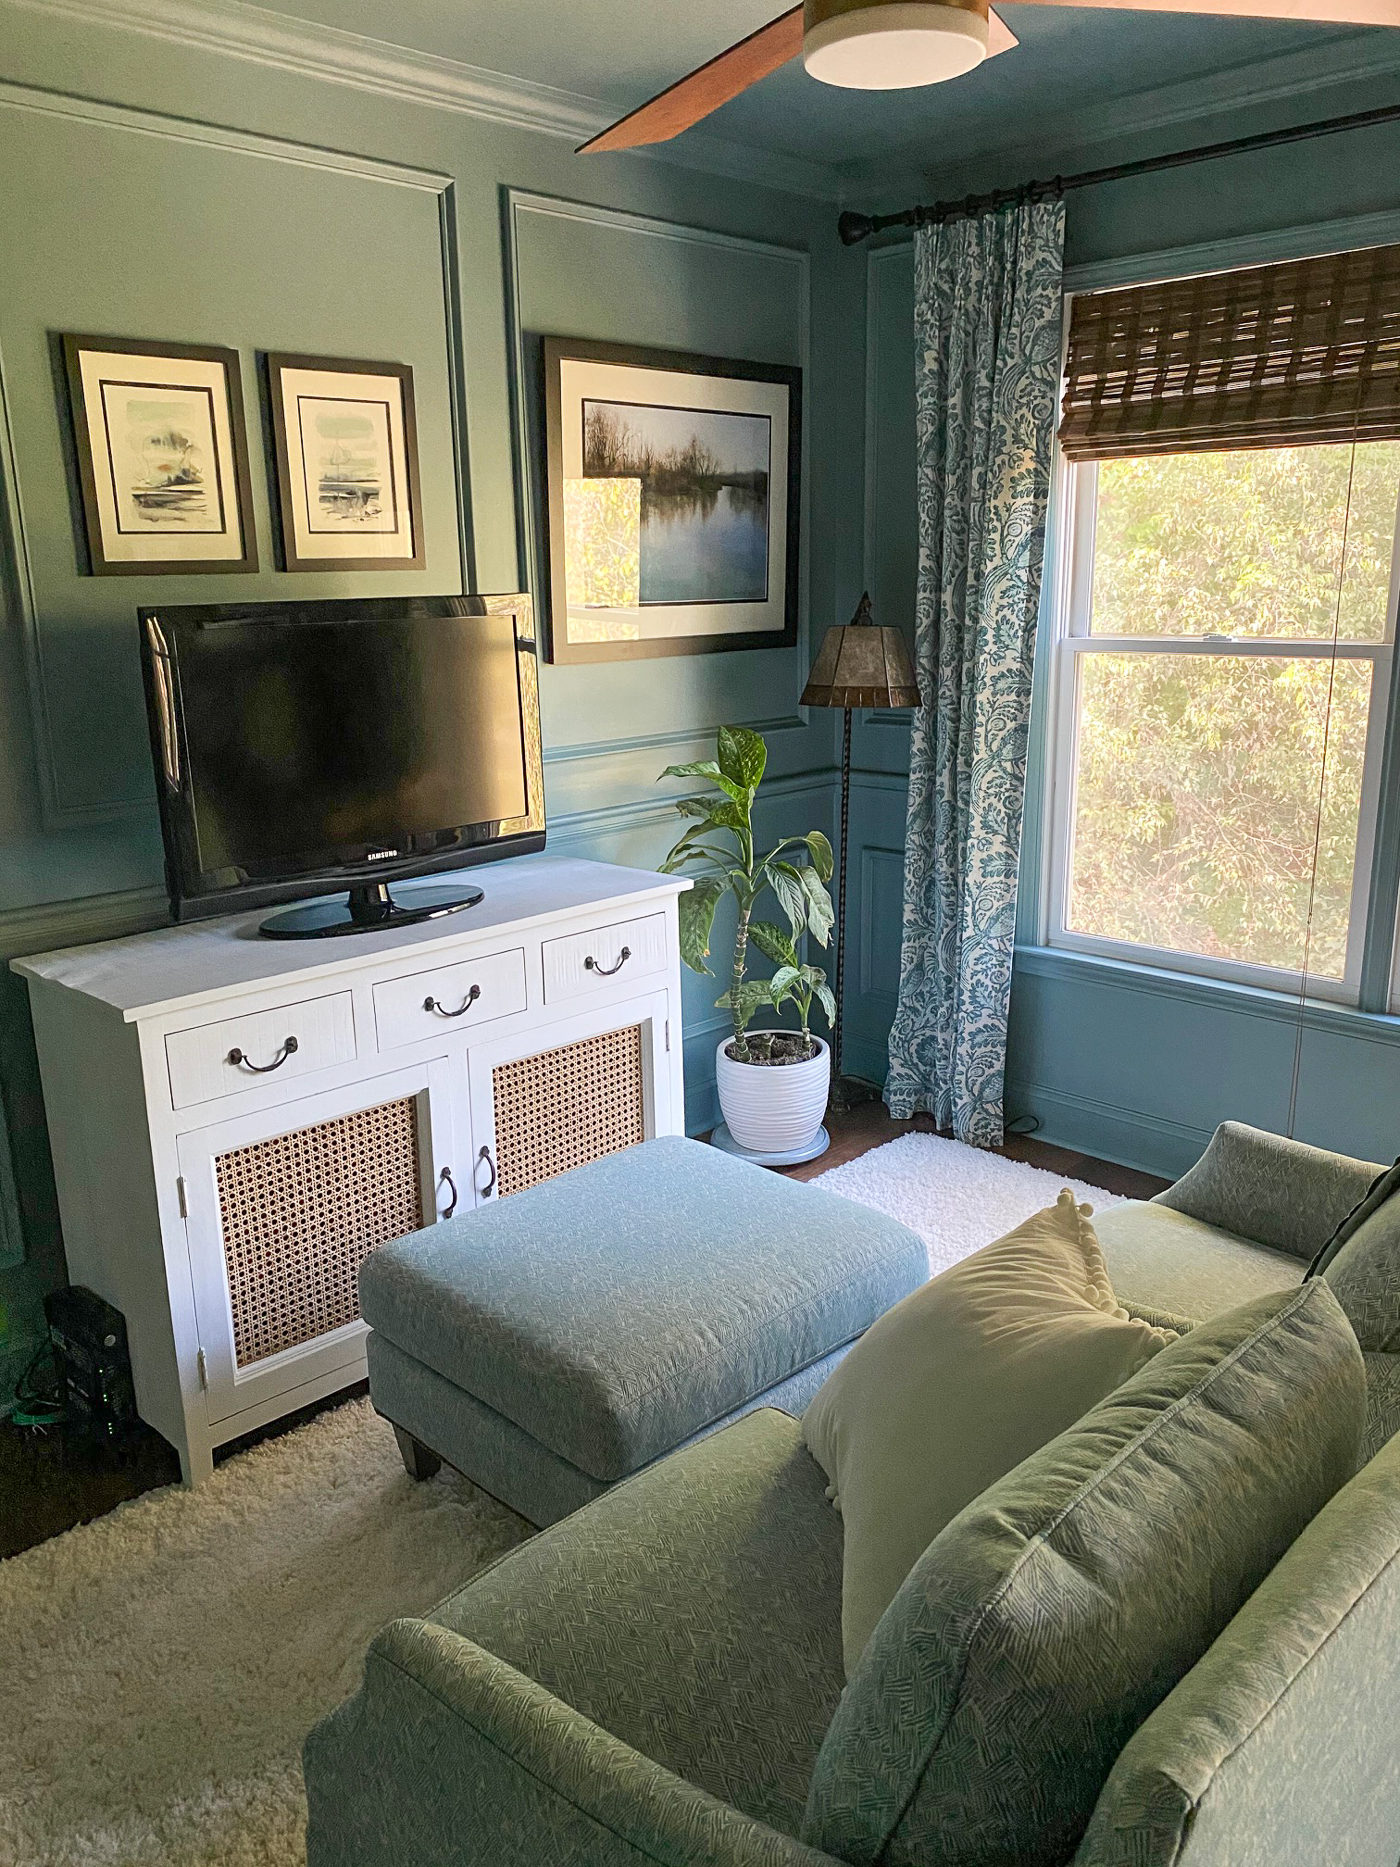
[839,210,875,247]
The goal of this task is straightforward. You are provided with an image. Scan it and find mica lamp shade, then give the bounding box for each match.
[800,596,921,710]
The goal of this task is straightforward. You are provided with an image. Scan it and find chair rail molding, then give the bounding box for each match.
[0,0,839,201]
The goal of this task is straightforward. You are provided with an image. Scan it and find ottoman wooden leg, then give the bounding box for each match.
[393,1425,442,1482]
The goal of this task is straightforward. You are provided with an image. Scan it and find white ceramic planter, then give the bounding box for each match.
[715,1032,830,1155]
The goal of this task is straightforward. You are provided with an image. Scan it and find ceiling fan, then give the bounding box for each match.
[578,0,1400,155]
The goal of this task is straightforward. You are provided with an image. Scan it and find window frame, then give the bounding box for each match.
[1041,453,1399,1006]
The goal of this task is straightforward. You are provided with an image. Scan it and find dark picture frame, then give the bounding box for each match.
[542,336,801,664]
[61,333,258,576]
[264,352,425,573]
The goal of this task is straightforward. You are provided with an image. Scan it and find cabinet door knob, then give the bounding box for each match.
[476,1145,497,1199]
[585,945,631,977]
[424,984,481,1018]
[227,1035,299,1073]
[438,1166,459,1220]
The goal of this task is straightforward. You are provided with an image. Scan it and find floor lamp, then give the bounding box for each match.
[800,593,920,1111]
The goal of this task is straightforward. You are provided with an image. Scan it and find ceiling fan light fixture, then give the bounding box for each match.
[802,0,987,91]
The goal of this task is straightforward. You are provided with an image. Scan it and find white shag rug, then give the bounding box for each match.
[813,1130,1122,1277]
[1,1131,1121,1867]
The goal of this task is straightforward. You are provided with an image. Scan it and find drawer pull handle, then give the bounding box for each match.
[227,1035,299,1074]
[585,945,631,978]
[424,984,481,1018]
[439,1166,459,1220]
[477,1144,497,1200]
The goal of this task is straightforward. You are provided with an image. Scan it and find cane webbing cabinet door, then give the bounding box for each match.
[177,1059,456,1423]
[465,989,671,1205]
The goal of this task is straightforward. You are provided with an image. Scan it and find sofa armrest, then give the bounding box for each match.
[1153,1121,1381,1263]
[305,1617,845,1867]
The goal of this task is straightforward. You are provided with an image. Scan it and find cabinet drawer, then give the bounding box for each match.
[374,946,528,1050]
[165,993,356,1110]
[542,912,669,1004]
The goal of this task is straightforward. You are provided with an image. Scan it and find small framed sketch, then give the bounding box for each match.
[542,337,800,663]
[265,352,424,572]
[61,334,257,575]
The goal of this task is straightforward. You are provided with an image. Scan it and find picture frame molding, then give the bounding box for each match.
[60,331,259,577]
[263,349,426,573]
[541,334,802,665]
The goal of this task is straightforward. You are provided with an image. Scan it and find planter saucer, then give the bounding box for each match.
[709,1122,831,1167]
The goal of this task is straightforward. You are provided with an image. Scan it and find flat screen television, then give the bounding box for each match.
[139,594,545,939]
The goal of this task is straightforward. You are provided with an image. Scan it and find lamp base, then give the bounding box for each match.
[827,1073,881,1116]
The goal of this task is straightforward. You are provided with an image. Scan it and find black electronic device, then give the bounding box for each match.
[43,1285,137,1444]
[138,593,545,938]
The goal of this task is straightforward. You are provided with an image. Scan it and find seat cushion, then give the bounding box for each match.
[432,1406,845,1837]
[360,1135,925,1481]
[803,1280,1366,1867]
[804,1189,1174,1675]
[1094,1200,1302,1318]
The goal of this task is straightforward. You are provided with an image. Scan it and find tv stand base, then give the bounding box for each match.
[259,880,485,940]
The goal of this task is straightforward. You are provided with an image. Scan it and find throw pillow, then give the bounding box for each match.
[802,1188,1175,1675]
[1308,1158,1400,1351]
[802,1280,1366,1867]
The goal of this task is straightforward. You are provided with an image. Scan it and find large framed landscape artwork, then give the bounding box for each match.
[542,338,800,663]
[61,334,258,575]
[265,353,424,572]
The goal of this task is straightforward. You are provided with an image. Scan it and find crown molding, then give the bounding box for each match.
[3,0,841,201]
[835,28,1400,203]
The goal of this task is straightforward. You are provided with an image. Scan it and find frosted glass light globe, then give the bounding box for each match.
[803,1,988,90]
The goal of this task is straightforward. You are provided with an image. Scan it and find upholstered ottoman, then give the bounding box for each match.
[359,1134,925,1525]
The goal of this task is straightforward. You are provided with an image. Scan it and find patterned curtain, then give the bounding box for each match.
[885,198,1065,1146]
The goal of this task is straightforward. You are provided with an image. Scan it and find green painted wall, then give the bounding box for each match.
[0,12,867,1391]
[848,122,1400,1177]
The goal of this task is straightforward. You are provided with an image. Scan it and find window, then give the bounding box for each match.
[1045,443,1399,999]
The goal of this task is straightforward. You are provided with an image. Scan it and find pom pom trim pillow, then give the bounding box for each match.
[802,1189,1176,1675]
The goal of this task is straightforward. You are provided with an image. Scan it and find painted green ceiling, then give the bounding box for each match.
[255,0,1393,175]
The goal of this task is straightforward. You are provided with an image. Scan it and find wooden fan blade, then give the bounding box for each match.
[578,6,803,152]
[987,8,1021,52]
[1010,0,1400,25]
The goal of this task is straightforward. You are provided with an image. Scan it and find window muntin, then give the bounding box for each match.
[1047,446,1398,999]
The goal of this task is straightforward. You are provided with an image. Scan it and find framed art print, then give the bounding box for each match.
[542,337,800,663]
[265,352,424,571]
[61,334,257,575]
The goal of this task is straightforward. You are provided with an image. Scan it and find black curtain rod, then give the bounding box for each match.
[838,96,1400,246]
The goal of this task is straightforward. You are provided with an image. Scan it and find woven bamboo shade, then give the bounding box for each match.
[1060,242,1400,461]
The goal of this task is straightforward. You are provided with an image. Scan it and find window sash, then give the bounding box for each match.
[1042,458,1397,1003]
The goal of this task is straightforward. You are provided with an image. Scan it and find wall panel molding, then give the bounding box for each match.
[502,188,812,715]
[1,0,838,200]
[0,79,467,829]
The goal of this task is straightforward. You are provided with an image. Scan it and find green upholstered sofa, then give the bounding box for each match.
[303,1122,1400,1867]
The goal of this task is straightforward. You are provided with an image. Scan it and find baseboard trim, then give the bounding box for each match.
[1005,1076,1211,1181]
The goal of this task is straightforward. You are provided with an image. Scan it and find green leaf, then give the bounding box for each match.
[716,725,767,791]
[677,880,723,975]
[672,795,718,819]
[714,979,768,1031]
[804,830,834,883]
[768,964,802,1000]
[799,866,835,946]
[658,760,746,804]
[749,920,798,969]
[766,860,808,936]
[813,981,837,1026]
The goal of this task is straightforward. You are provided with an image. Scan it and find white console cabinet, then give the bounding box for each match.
[13,857,690,1482]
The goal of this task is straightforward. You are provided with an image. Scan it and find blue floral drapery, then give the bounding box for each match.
[885,197,1065,1146]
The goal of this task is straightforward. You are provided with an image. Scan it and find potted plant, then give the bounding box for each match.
[658,725,836,1157]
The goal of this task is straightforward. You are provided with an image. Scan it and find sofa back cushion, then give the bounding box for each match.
[1312,1166,1400,1352]
[802,1282,1365,1867]
[1071,1430,1400,1867]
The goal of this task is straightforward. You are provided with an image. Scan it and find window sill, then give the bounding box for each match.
[1013,943,1400,1048]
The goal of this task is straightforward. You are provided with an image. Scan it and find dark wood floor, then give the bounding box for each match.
[1,1108,1166,1560]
